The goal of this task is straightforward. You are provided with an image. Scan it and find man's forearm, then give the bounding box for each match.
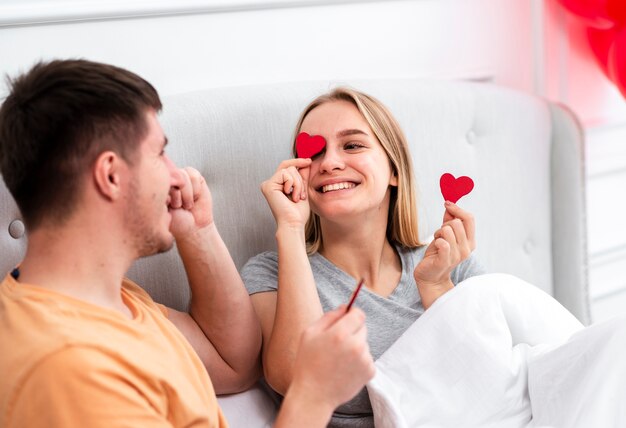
[176,223,262,381]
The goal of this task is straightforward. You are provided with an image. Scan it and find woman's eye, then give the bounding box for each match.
[345,142,364,150]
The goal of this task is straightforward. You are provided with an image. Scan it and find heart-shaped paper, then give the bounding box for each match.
[296,132,326,159]
[440,173,474,203]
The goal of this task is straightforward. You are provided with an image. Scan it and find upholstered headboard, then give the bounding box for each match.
[0,79,590,325]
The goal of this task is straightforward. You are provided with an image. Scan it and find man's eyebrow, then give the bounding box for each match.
[337,129,368,138]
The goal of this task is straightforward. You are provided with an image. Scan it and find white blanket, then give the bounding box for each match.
[366,273,626,427]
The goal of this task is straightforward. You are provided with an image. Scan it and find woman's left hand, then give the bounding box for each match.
[413,201,476,308]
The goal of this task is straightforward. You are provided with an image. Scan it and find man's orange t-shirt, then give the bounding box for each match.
[0,274,228,427]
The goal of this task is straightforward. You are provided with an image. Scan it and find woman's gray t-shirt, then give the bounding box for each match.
[242,245,485,427]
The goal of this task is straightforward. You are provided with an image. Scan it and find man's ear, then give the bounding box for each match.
[93,151,124,201]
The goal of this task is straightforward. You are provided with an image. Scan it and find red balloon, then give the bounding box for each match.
[556,0,626,28]
[587,26,618,78]
[607,26,626,98]
[606,0,626,25]
[556,0,613,28]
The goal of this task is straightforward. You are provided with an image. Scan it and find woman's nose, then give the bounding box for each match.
[318,147,345,173]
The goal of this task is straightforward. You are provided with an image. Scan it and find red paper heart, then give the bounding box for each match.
[296,132,326,159]
[440,173,474,203]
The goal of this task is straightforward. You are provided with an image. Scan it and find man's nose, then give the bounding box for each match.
[166,156,185,188]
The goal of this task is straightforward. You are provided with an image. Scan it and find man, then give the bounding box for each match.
[0,59,375,427]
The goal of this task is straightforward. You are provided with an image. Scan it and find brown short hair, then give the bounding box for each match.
[0,59,162,229]
[292,87,423,254]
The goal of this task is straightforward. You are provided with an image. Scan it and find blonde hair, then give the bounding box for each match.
[292,87,422,254]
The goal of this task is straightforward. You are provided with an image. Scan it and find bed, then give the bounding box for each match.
[0,79,589,426]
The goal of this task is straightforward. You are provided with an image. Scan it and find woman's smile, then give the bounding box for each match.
[320,182,356,193]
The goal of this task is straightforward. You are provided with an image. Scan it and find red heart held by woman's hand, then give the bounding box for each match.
[296,132,326,159]
[440,173,474,203]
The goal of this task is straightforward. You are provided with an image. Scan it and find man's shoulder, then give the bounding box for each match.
[121,277,159,305]
[22,344,129,379]
[0,336,133,426]
[3,345,162,427]
[0,276,165,409]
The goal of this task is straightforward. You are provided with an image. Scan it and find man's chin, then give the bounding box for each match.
[137,235,175,258]
[155,238,175,255]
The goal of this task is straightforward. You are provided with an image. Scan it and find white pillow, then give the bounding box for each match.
[367,273,583,428]
[217,383,277,428]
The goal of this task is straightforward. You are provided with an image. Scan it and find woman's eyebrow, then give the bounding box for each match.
[337,129,368,138]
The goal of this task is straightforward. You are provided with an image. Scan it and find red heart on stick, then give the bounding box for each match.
[296,132,326,159]
[440,173,474,203]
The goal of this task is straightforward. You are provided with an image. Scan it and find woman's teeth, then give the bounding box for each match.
[321,182,356,193]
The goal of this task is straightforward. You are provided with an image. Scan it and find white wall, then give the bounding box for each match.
[542,1,626,323]
[0,0,538,97]
[4,0,620,322]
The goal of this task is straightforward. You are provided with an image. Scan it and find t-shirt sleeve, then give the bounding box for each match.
[451,253,487,284]
[6,346,172,428]
[121,277,168,317]
[241,251,280,295]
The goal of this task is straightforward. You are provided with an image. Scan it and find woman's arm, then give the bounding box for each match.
[273,307,375,427]
[251,159,324,394]
[414,201,476,309]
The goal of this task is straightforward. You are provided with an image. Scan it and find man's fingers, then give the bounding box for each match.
[177,168,194,209]
[168,167,211,216]
[184,167,205,199]
[307,307,347,333]
[328,307,366,336]
[310,306,366,335]
[169,188,182,209]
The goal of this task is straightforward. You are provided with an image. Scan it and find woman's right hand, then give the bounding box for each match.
[260,158,313,228]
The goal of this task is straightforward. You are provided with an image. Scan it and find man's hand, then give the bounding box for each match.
[275,307,375,426]
[168,167,214,237]
[414,201,476,309]
[164,166,262,393]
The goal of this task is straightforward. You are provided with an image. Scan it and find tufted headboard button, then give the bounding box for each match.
[523,238,534,254]
[466,130,477,144]
[8,219,25,239]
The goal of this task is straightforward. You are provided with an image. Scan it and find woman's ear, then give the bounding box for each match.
[390,170,399,187]
[93,151,123,201]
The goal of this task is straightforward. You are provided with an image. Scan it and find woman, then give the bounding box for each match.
[242,87,485,427]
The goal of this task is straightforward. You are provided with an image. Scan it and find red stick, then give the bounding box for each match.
[346,279,365,312]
